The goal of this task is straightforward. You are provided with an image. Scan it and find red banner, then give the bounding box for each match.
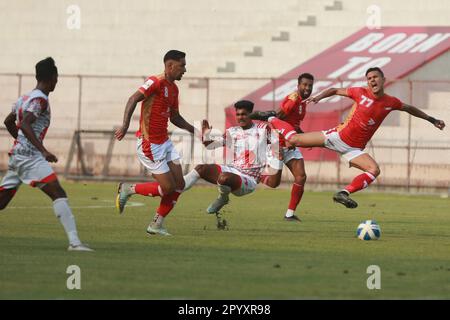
[225,27,450,160]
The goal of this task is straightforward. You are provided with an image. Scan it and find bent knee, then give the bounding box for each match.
[265,180,281,188]
[367,167,380,178]
[217,173,231,186]
[194,165,206,177]
[176,179,185,191]
[217,174,227,185]
[161,184,176,195]
[295,173,307,185]
[272,181,281,188]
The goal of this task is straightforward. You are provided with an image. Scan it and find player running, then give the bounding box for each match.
[115,50,197,236]
[183,100,280,223]
[251,73,315,222]
[0,57,92,251]
[260,67,445,208]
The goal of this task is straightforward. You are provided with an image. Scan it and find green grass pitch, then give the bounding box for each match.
[0,181,449,299]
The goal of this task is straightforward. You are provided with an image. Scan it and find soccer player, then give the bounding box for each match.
[252,73,315,222]
[264,67,445,208]
[183,100,280,217]
[115,50,197,236]
[0,57,92,251]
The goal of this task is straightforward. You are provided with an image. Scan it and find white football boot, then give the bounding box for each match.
[68,243,94,252]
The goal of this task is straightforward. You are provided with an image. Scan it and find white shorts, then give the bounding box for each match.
[136,138,181,175]
[267,147,303,170]
[0,154,57,190]
[216,165,257,197]
[322,129,366,162]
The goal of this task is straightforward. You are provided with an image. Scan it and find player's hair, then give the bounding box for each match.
[234,100,254,113]
[164,50,186,63]
[365,67,384,78]
[35,57,58,82]
[298,73,314,83]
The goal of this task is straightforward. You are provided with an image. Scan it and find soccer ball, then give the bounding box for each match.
[356,220,381,240]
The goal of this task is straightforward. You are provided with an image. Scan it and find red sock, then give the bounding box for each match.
[344,172,376,194]
[288,183,304,211]
[156,191,182,217]
[269,118,297,141]
[135,182,163,197]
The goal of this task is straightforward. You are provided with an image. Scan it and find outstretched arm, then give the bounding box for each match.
[4,112,18,139]
[201,120,226,149]
[400,104,445,130]
[276,109,287,120]
[115,91,145,140]
[170,110,194,134]
[170,110,203,139]
[275,110,304,133]
[305,88,349,104]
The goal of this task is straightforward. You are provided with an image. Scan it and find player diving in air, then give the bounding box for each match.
[253,67,445,208]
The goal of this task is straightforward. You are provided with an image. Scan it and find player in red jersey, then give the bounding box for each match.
[252,73,314,222]
[115,50,197,236]
[264,67,445,208]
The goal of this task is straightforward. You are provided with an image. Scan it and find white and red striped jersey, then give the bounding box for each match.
[9,89,50,156]
[207,122,278,182]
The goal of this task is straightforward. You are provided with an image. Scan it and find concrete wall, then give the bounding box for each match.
[1,0,449,77]
[0,0,449,187]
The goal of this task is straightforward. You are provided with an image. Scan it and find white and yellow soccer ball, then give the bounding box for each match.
[356,220,381,240]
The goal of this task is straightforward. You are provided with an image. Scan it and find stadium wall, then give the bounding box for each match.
[0,0,449,190]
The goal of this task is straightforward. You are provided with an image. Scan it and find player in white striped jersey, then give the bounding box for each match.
[183,100,281,222]
[0,57,92,251]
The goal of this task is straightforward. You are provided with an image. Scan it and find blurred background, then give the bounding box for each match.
[0,0,449,191]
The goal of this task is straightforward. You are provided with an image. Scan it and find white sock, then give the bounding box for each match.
[152,213,164,227]
[285,209,295,218]
[53,198,81,246]
[218,184,231,198]
[183,169,201,191]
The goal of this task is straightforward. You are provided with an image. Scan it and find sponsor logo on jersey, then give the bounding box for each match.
[142,79,154,90]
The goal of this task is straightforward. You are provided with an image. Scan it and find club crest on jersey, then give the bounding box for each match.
[164,87,169,97]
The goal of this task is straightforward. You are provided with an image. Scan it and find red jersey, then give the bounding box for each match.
[337,87,403,149]
[280,92,307,130]
[136,74,179,144]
